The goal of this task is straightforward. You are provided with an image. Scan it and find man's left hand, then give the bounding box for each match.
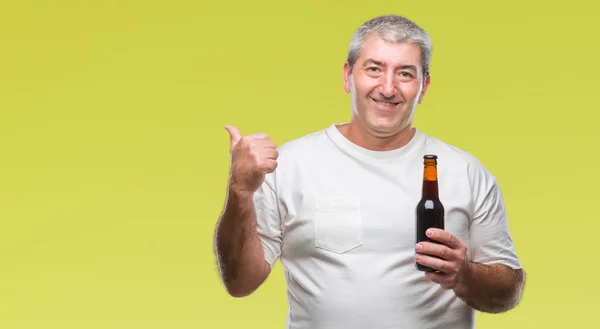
[415,228,470,290]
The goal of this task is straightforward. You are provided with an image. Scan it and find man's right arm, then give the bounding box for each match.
[214,187,271,298]
[214,124,279,298]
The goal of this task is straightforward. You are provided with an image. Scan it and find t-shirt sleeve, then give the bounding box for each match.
[253,173,283,269]
[467,160,522,270]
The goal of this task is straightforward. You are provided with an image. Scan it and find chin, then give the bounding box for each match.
[367,123,400,136]
[368,118,411,136]
[369,117,400,129]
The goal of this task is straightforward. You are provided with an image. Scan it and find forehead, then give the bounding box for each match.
[358,35,422,68]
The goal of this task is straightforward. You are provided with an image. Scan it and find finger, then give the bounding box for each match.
[224,125,242,148]
[261,159,278,173]
[424,272,453,290]
[415,241,455,261]
[426,228,463,250]
[246,132,271,141]
[254,139,277,149]
[262,148,279,160]
[415,253,450,273]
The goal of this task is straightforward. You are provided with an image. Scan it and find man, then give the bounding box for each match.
[214,14,526,329]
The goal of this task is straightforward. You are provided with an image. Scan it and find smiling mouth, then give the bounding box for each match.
[371,97,401,108]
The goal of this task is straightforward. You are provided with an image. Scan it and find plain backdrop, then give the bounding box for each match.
[1,1,599,328]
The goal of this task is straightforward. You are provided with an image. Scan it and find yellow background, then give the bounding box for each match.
[1,0,598,328]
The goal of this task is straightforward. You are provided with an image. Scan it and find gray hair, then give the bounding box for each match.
[347,15,433,80]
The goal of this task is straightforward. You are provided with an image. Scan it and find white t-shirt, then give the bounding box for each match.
[253,123,522,329]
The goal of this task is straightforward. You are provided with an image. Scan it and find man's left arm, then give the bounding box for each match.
[416,158,526,313]
[415,228,526,313]
[454,260,526,313]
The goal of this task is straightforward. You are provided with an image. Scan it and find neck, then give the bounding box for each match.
[339,120,416,151]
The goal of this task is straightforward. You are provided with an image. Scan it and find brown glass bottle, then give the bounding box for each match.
[415,154,445,272]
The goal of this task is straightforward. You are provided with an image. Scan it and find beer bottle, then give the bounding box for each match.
[415,154,445,272]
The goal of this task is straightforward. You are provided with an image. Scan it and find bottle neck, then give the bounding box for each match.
[422,165,439,198]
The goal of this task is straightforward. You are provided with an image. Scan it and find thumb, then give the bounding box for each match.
[224,125,241,148]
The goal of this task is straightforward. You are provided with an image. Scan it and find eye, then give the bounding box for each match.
[366,67,380,72]
[398,71,416,81]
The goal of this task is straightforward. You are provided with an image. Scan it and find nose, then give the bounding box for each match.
[379,74,397,99]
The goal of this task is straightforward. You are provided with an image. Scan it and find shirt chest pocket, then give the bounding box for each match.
[313,197,363,254]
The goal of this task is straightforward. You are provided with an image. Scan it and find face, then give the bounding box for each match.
[343,35,430,138]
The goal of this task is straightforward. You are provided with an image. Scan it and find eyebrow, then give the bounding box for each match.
[364,59,384,66]
[363,59,418,72]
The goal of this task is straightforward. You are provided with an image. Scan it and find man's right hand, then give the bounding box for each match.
[225,125,279,194]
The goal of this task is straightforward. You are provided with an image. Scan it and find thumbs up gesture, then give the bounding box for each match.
[224,125,279,194]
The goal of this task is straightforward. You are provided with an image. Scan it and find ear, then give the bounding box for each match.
[343,62,351,93]
[417,74,431,104]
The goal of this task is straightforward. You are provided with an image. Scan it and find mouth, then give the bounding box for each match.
[371,97,401,109]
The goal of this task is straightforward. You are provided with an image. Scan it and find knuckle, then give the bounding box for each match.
[256,132,269,140]
[251,151,261,162]
[452,264,461,274]
[437,260,446,272]
[449,235,457,245]
[440,247,448,259]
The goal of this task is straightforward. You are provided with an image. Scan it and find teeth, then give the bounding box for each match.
[375,100,397,106]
